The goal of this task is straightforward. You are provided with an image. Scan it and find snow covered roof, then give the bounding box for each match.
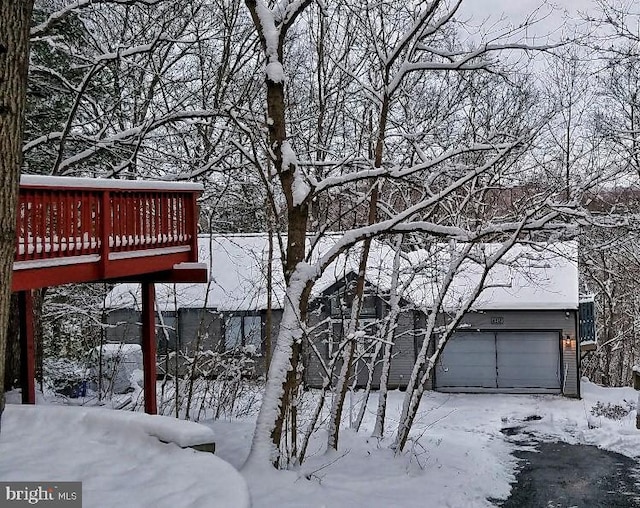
[106,235,287,312]
[316,240,578,311]
[430,242,578,311]
[104,235,578,313]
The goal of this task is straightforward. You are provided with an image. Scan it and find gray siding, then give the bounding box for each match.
[106,309,142,344]
[414,311,434,390]
[305,308,579,396]
[304,304,330,388]
[303,297,419,390]
[107,304,579,396]
[106,307,282,378]
[385,311,418,389]
[258,309,282,377]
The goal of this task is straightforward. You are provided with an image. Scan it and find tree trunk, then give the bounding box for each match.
[372,235,404,437]
[0,0,34,430]
[244,0,312,467]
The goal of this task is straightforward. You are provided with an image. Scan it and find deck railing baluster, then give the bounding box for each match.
[14,178,202,290]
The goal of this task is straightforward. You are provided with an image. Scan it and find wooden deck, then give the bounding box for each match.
[12,176,208,414]
[13,176,205,291]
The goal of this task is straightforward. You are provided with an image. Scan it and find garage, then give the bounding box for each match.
[435,330,562,393]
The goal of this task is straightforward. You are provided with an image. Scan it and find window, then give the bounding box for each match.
[226,316,243,349]
[579,299,596,343]
[360,296,378,317]
[330,294,378,318]
[156,312,177,355]
[356,319,379,359]
[328,318,379,359]
[224,314,262,352]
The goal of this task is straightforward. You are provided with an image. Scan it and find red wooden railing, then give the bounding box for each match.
[13,176,202,289]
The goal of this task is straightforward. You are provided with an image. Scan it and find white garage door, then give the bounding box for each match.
[435,331,561,393]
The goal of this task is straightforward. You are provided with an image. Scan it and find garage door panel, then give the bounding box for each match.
[436,332,496,388]
[497,331,560,390]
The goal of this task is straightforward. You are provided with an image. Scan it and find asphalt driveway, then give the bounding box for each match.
[497,426,640,507]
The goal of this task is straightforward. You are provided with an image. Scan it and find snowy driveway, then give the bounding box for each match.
[499,429,640,507]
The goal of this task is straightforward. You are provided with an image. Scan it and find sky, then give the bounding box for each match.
[458,0,599,42]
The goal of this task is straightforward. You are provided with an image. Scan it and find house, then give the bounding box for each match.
[104,234,585,397]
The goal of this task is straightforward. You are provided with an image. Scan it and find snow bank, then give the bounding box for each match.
[79,406,216,448]
[89,344,143,395]
[0,405,249,508]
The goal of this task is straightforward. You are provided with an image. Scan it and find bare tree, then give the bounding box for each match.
[240,0,575,469]
[577,0,640,387]
[23,0,261,180]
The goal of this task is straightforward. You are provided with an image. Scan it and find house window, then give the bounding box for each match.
[579,299,596,343]
[360,296,377,317]
[224,314,262,352]
[157,311,177,355]
[356,318,379,359]
[330,294,378,318]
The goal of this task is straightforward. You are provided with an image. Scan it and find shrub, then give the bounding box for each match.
[590,400,635,420]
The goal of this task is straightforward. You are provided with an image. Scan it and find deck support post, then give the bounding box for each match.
[141,282,157,415]
[18,290,36,404]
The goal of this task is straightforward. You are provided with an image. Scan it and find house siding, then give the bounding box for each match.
[304,303,330,388]
[106,309,142,344]
[178,308,222,353]
[106,307,282,378]
[413,311,434,391]
[386,311,419,389]
[106,305,578,397]
[303,296,420,390]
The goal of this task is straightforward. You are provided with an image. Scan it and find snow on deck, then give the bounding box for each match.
[20,175,204,192]
[80,406,216,448]
[0,405,249,508]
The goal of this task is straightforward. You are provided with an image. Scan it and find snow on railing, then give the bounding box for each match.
[15,176,202,270]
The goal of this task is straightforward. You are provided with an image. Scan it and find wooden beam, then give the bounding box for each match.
[141,282,157,415]
[11,251,198,291]
[108,265,208,285]
[18,290,36,404]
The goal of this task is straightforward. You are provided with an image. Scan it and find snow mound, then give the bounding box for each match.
[78,406,216,448]
[0,405,249,508]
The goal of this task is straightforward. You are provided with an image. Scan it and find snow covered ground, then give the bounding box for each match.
[211,379,640,508]
[0,405,250,508]
[0,379,638,508]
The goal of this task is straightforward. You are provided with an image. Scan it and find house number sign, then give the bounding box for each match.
[491,316,504,325]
